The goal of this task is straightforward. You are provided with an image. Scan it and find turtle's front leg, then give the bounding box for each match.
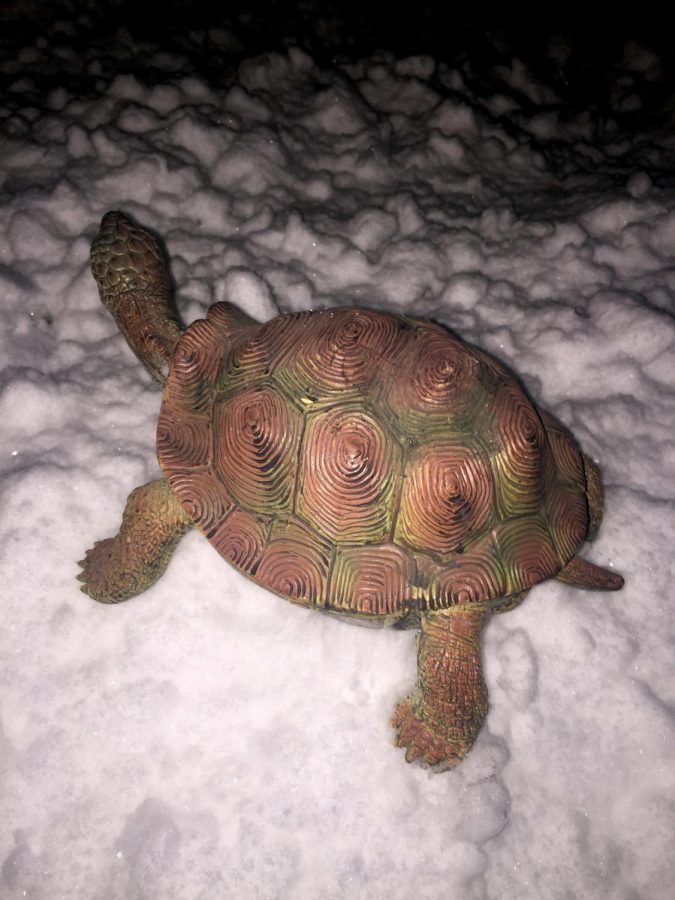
[393,606,490,767]
[78,478,192,603]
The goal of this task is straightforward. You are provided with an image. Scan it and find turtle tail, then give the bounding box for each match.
[90,211,184,384]
[556,555,624,591]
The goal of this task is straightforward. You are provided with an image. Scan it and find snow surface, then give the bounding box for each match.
[2,21,675,900]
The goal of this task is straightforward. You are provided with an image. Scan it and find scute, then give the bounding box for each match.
[208,508,269,572]
[254,516,332,609]
[379,326,491,438]
[170,467,235,531]
[420,535,506,608]
[157,406,211,469]
[297,402,401,544]
[329,543,413,616]
[545,481,589,563]
[213,383,302,515]
[491,381,553,517]
[539,408,587,490]
[157,307,591,618]
[395,439,494,559]
[272,308,409,400]
[164,315,227,414]
[495,516,560,592]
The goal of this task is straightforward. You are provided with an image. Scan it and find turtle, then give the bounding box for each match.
[78,210,624,768]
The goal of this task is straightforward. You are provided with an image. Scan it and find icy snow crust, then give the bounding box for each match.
[2,40,675,900]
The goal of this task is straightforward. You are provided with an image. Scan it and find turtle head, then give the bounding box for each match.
[90,211,184,385]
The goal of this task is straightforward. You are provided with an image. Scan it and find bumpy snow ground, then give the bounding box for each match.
[1,24,674,900]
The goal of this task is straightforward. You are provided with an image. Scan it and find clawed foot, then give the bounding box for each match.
[392,697,472,767]
[77,538,133,603]
[77,539,111,599]
[78,479,192,604]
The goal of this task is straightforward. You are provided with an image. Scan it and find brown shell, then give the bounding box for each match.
[157,304,589,622]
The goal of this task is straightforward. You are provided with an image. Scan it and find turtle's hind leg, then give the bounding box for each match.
[393,606,490,767]
[78,478,192,603]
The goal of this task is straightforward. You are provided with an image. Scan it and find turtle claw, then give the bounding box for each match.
[76,538,118,601]
[392,698,465,768]
[77,541,98,572]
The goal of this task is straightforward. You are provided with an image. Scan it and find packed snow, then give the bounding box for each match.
[1,16,674,900]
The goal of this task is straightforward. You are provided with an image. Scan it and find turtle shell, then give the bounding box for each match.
[157,303,589,622]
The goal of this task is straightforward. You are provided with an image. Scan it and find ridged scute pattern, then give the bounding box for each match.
[157,408,211,468]
[157,307,591,619]
[298,404,399,543]
[546,482,589,563]
[491,382,552,516]
[539,409,587,490]
[329,544,413,616]
[395,441,494,558]
[381,327,487,436]
[254,517,332,608]
[496,517,560,592]
[273,308,407,399]
[423,538,506,608]
[208,509,269,571]
[169,468,235,531]
[163,319,224,414]
[213,384,302,514]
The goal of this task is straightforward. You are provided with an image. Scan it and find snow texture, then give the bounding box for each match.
[1,17,675,900]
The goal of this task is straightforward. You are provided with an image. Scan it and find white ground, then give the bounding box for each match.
[1,28,674,900]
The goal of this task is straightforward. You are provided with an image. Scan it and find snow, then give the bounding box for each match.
[2,10,675,900]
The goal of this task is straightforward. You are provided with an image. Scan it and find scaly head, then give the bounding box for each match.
[90,211,184,384]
